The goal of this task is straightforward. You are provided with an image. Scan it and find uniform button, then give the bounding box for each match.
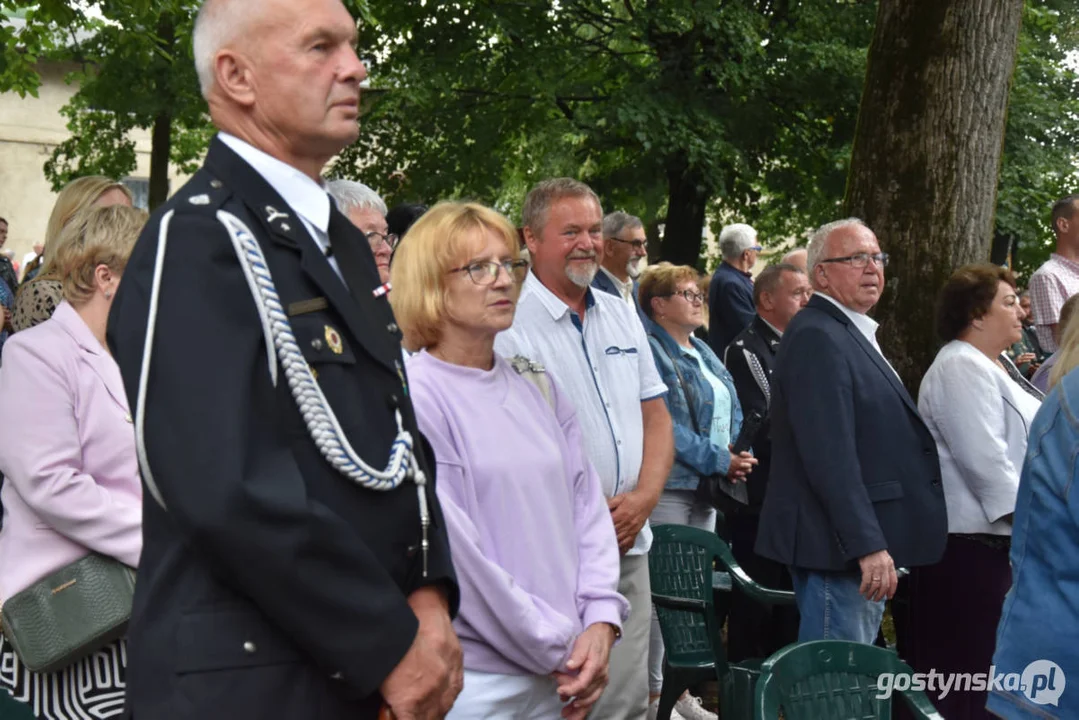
[388,393,400,408]
[243,641,257,653]
[931,477,942,487]
[387,322,399,334]
[330,672,344,681]
[210,179,223,188]
[923,447,933,456]
[311,338,324,351]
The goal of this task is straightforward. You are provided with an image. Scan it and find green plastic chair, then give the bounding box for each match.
[649,523,796,720]
[754,640,943,720]
[0,691,35,719]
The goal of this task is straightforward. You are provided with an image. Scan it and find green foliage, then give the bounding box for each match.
[3,0,1076,246]
[997,0,1079,280]
[333,0,876,266]
[2,0,208,205]
[41,1,207,199]
[0,0,86,97]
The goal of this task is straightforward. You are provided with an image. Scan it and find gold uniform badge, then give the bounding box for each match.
[325,325,343,355]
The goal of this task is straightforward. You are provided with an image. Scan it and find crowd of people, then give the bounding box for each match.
[1,1,1078,720]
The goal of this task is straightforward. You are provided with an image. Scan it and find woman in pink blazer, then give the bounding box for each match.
[0,204,147,720]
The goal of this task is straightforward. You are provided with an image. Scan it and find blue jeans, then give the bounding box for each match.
[789,567,884,644]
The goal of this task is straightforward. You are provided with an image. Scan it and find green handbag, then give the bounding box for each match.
[0,553,136,673]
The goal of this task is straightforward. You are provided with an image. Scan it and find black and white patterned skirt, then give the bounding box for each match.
[0,635,127,719]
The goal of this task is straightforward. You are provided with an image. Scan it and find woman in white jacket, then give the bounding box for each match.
[904,263,1042,720]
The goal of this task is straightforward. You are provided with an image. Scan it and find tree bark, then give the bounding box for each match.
[148,12,175,210]
[149,110,172,209]
[844,0,1023,392]
[663,153,711,270]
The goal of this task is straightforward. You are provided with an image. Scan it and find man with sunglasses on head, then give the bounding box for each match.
[593,210,650,326]
[755,218,946,645]
[708,223,762,355]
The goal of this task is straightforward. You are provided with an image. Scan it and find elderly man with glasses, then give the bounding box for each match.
[593,210,650,326]
[327,179,397,286]
[707,223,763,355]
[755,218,947,645]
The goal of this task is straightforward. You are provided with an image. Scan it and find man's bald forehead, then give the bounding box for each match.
[826,223,877,254]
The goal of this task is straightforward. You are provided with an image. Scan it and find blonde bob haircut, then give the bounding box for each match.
[41,176,133,279]
[53,204,148,307]
[390,201,520,351]
[638,262,701,320]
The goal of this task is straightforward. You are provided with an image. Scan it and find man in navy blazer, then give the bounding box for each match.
[592,210,649,326]
[707,223,761,355]
[755,218,946,644]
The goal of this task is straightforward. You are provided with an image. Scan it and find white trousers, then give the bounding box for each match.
[446,670,565,719]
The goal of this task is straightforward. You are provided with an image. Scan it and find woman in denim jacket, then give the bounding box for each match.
[640,263,756,720]
[988,320,1079,720]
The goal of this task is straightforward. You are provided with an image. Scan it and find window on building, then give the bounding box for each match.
[122,177,156,210]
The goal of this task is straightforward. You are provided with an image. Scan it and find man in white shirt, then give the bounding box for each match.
[495,178,674,720]
[106,1,461,718]
[755,218,946,645]
[592,210,649,325]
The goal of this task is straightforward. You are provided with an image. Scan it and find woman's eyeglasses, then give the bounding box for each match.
[668,290,705,304]
[449,259,530,285]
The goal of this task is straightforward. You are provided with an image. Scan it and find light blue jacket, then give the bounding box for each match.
[646,320,743,491]
[988,368,1079,719]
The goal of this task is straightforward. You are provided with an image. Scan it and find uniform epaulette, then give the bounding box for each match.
[170,172,230,216]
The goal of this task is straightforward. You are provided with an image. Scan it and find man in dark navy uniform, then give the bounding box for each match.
[722,262,809,661]
[107,1,460,718]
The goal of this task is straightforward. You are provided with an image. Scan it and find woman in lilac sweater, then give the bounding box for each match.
[390,202,629,719]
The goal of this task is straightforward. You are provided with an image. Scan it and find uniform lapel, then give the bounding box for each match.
[203,139,399,375]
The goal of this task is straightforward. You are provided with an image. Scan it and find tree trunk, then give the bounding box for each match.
[844,0,1023,392]
[149,110,172,209]
[148,12,175,210]
[662,154,711,270]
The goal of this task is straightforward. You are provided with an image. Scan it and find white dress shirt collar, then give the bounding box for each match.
[600,266,635,305]
[760,316,783,338]
[218,132,330,236]
[816,291,881,350]
[523,270,598,322]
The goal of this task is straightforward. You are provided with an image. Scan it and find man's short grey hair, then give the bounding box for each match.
[521,178,602,234]
[326,179,388,217]
[603,211,643,240]
[806,218,869,275]
[193,0,255,99]
[718,223,758,261]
